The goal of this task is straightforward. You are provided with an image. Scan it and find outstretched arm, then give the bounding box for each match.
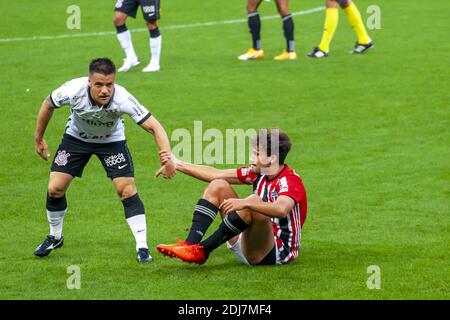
[34,97,54,160]
[139,115,176,179]
[157,151,242,184]
[220,194,295,218]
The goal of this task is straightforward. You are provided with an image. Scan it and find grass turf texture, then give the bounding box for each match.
[0,0,448,299]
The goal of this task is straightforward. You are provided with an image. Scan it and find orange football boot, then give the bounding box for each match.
[172,244,208,265]
[156,240,190,257]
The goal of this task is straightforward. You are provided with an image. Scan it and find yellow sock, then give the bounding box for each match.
[319,8,339,53]
[343,2,370,44]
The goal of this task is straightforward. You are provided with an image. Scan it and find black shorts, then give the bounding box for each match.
[115,0,160,21]
[256,245,277,266]
[50,134,134,179]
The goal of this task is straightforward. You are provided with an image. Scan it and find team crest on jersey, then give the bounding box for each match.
[55,150,71,166]
[271,190,279,199]
[55,91,70,105]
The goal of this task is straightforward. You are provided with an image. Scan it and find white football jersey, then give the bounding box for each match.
[50,77,151,143]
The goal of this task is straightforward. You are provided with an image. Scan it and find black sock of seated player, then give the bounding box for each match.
[186,199,219,244]
[200,211,248,255]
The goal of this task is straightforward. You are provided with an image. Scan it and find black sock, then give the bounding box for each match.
[186,199,219,244]
[122,194,145,218]
[116,24,128,34]
[149,27,160,38]
[282,14,295,52]
[201,212,248,255]
[248,12,261,50]
[46,192,67,211]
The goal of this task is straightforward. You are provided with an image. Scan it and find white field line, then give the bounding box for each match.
[0,7,324,43]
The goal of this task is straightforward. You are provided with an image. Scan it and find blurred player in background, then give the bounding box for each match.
[33,58,175,263]
[114,0,162,72]
[156,129,307,266]
[308,0,373,58]
[238,0,297,61]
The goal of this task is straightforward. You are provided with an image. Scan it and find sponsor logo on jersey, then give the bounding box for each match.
[78,132,112,140]
[279,177,289,193]
[104,153,126,167]
[55,150,71,166]
[80,117,114,127]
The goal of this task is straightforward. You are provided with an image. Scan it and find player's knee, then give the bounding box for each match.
[326,0,339,9]
[47,185,66,198]
[246,3,258,13]
[113,14,126,26]
[278,9,290,17]
[336,0,351,8]
[205,179,231,197]
[146,20,158,29]
[117,184,137,200]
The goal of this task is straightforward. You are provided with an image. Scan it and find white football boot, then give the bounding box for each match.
[118,57,140,72]
[142,61,160,72]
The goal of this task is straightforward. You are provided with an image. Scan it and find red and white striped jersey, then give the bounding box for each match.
[236,165,307,264]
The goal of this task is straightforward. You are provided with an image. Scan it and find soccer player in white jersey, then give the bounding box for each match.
[33,58,175,263]
[156,129,307,265]
[114,0,162,72]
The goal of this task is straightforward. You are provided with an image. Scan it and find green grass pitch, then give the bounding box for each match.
[0,0,448,299]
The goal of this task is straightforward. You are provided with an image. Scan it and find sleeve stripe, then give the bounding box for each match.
[48,93,59,108]
[137,112,151,125]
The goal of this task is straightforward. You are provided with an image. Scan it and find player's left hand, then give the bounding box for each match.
[155,160,176,179]
[163,159,176,179]
[220,198,247,215]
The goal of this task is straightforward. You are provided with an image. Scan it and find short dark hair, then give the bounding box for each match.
[89,58,116,75]
[255,128,292,165]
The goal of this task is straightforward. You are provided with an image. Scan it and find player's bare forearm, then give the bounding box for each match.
[34,97,54,160]
[140,116,171,153]
[34,97,54,141]
[176,161,240,183]
[140,116,176,178]
[221,195,294,218]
